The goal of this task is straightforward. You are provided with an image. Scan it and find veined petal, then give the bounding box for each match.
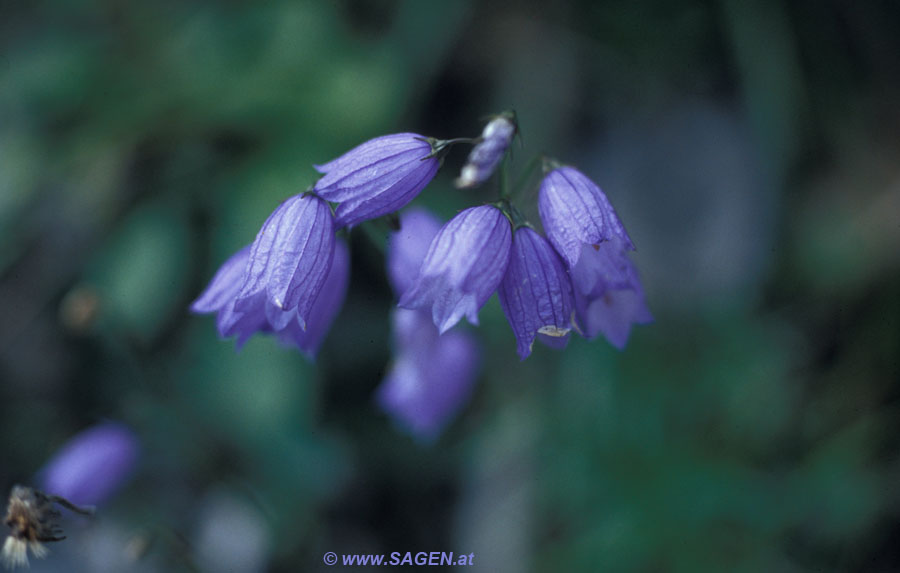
[276,239,350,357]
[538,166,634,268]
[235,194,335,330]
[399,205,512,333]
[313,133,439,226]
[217,291,270,348]
[315,133,428,179]
[333,157,439,228]
[498,227,575,359]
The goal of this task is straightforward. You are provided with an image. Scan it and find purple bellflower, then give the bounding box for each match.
[538,166,635,268]
[276,239,349,357]
[38,422,139,507]
[455,114,517,189]
[538,166,651,349]
[378,208,480,440]
[314,133,440,228]
[399,205,512,333]
[235,193,335,330]
[498,227,575,359]
[191,193,340,353]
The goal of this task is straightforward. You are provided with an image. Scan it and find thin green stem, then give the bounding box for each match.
[498,156,510,201]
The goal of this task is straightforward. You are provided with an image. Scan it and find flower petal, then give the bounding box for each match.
[235,194,335,329]
[190,245,251,314]
[538,166,634,268]
[399,205,512,333]
[498,227,575,359]
[276,239,350,357]
[313,133,439,227]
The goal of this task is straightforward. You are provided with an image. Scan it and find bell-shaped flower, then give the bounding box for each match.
[276,239,350,357]
[455,113,517,188]
[538,166,634,268]
[498,227,575,359]
[399,205,512,333]
[38,422,139,507]
[572,242,653,349]
[377,308,479,441]
[313,133,440,228]
[234,193,335,331]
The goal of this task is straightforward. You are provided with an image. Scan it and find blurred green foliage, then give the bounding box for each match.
[1,1,898,571]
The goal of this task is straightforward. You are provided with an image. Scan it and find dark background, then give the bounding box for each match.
[1,1,898,571]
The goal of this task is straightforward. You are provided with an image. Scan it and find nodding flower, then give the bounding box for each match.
[314,133,441,228]
[399,205,512,334]
[191,193,344,354]
[538,165,651,349]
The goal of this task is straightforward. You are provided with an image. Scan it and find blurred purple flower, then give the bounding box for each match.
[455,114,517,188]
[538,166,634,268]
[377,208,481,440]
[39,422,138,507]
[235,194,335,330]
[314,133,440,228]
[377,309,479,441]
[387,208,443,297]
[276,239,349,357]
[399,205,512,333]
[498,227,574,359]
[572,243,653,349]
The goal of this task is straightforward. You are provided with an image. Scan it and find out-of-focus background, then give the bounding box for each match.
[1,1,898,571]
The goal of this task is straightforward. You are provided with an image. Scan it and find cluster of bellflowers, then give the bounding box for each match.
[192,112,651,438]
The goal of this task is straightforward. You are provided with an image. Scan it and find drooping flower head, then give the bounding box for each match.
[235,193,335,330]
[455,112,517,189]
[314,133,441,228]
[276,239,350,358]
[537,165,651,349]
[191,192,339,351]
[538,166,634,268]
[399,205,512,333]
[498,227,575,359]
